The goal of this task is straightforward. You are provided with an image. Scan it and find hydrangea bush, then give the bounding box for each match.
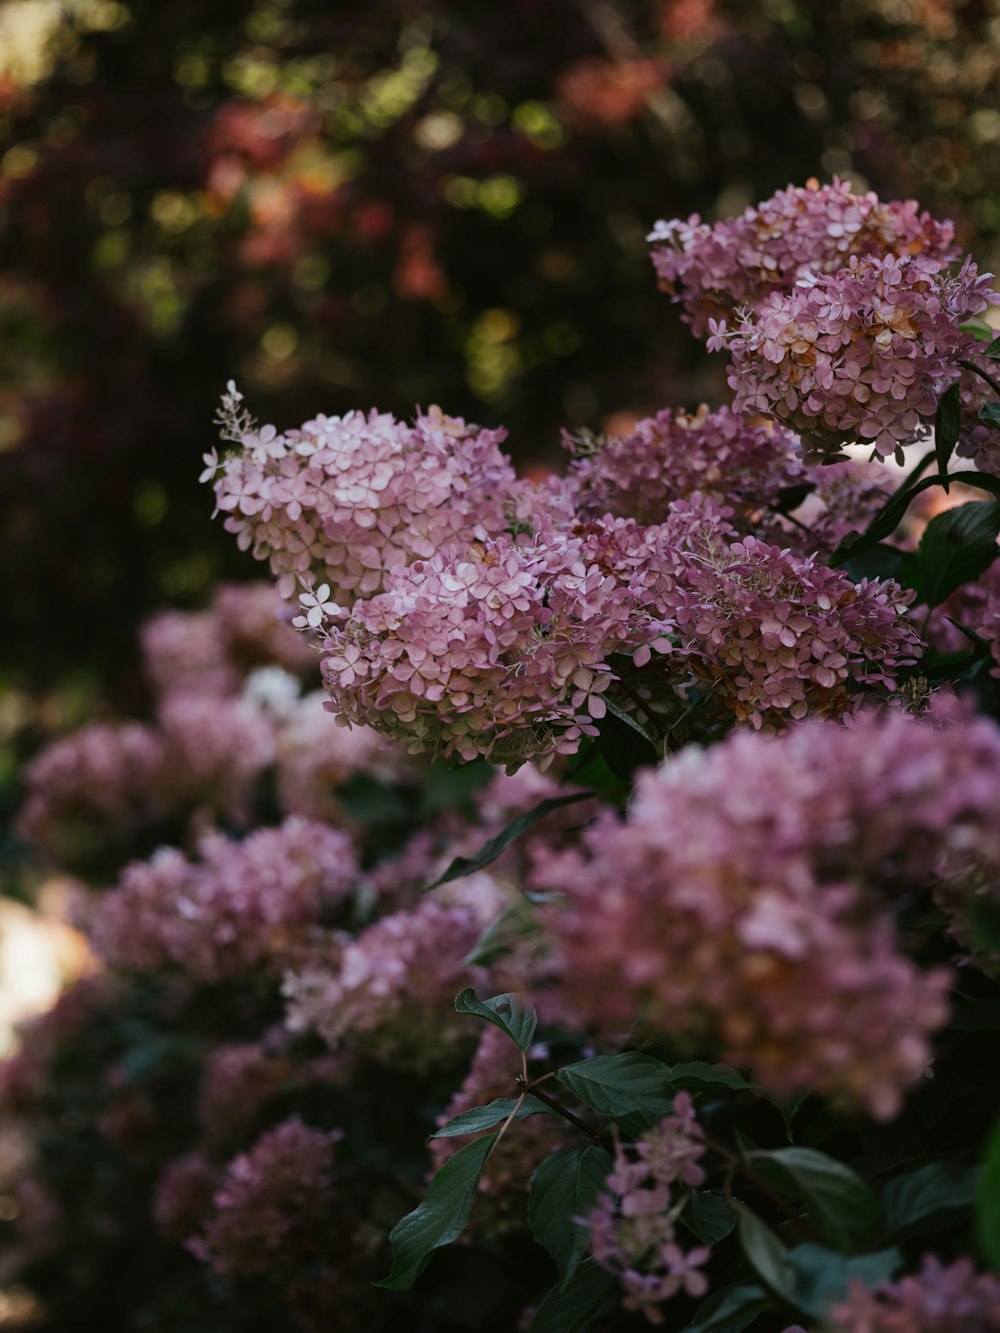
[8,178,1000,1332]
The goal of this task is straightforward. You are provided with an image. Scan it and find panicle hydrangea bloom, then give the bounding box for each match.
[671,536,921,728]
[17,720,165,868]
[564,404,807,534]
[534,705,1000,1117]
[153,1153,219,1243]
[141,582,314,701]
[92,817,357,980]
[191,1117,342,1279]
[197,1041,296,1144]
[829,1255,1000,1332]
[274,690,410,822]
[318,531,671,769]
[210,398,517,606]
[429,1025,571,1236]
[588,1095,711,1326]
[155,691,276,819]
[283,875,507,1070]
[649,178,958,336]
[723,252,995,459]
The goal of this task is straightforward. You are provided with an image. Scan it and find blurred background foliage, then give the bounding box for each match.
[1,0,999,758]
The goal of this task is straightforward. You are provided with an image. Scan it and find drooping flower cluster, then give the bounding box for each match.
[588,1095,711,1325]
[564,405,807,533]
[318,531,670,768]
[671,536,921,728]
[210,394,518,605]
[429,1025,571,1236]
[723,252,995,458]
[535,704,1000,1116]
[190,1117,342,1279]
[649,178,959,336]
[91,817,357,980]
[829,1255,1000,1332]
[283,874,507,1069]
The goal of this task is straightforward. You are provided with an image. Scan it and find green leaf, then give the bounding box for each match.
[772,482,815,515]
[666,1062,752,1094]
[375,1133,499,1290]
[968,898,1000,954]
[732,1203,798,1304]
[882,1162,978,1240]
[830,471,1000,566]
[960,319,996,342]
[682,1282,774,1333]
[555,1053,673,1131]
[841,543,907,586]
[529,1146,614,1288]
[905,500,1000,607]
[431,1095,554,1139]
[462,897,541,966]
[977,1114,1000,1271]
[594,700,658,780]
[980,402,1000,429]
[985,337,1000,361]
[752,1147,881,1253]
[454,989,538,1052]
[686,1190,736,1246]
[527,1259,616,1333]
[787,1244,902,1320]
[934,382,962,480]
[428,793,591,889]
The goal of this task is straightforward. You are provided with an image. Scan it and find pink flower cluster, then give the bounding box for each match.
[429,1026,571,1237]
[534,705,1000,1117]
[141,581,313,701]
[955,349,1000,476]
[671,536,920,729]
[91,817,357,980]
[724,252,995,459]
[588,1095,711,1325]
[565,405,807,534]
[191,1116,342,1279]
[649,177,958,336]
[318,531,670,768]
[830,1255,1000,1332]
[284,875,507,1069]
[210,397,517,605]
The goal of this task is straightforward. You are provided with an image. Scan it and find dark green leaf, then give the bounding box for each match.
[594,701,658,780]
[831,471,1000,566]
[977,1114,1000,1271]
[527,1259,616,1333]
[682,1283,774,1333]
[732,1204,798,1304]
[934,382,962,480]
[960,319,996,343]
[375,1133,499,1290]
[985,337,1000,361]
[454,989,538,1052]
[555,1053,673,1130]
[337,774,412,825]
[462,897,541,966]
[968,898,1000,954]
[431,1095,554,1139]
[787,1244,902,1320]
[419,759,493,816]
[752,1147,881,1253]
[980,402,1000,429]
[841,544,907,586]
[882,1162,978,1239]
[906,500,1000,607]
[666,1062,752,1093]
[686,1191,736,1246]
[428,793,591,889]
[529,1146,614,1287]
